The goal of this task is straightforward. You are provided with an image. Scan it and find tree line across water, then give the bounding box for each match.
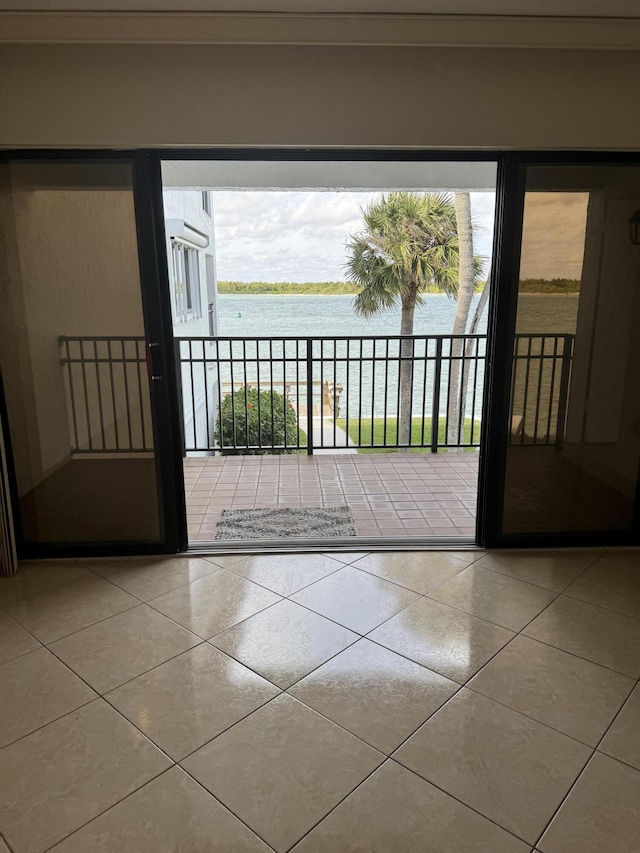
[217,278,579,295]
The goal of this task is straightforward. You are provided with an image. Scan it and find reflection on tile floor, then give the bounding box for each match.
[184,453,479,542]
[1,547,640,851]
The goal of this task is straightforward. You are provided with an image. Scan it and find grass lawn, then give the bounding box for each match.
[336,417,479,453]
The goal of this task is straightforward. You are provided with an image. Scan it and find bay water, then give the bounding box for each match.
[215,293,579,428]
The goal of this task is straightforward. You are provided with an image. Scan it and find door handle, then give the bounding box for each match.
[147,341,163,381]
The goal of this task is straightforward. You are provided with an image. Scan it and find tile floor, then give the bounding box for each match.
[184,452,479,541]
[1,547,640,851]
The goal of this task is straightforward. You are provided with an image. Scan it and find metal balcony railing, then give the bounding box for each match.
[59,333,574,456]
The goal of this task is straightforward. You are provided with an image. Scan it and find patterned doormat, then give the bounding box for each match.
[215,506,357,540]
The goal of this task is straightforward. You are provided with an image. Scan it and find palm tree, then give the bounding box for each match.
[447,192,476,445]
[346,192,460,446]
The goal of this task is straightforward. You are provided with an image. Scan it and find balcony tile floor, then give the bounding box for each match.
[1,546,640,851]
[184,452,479,542]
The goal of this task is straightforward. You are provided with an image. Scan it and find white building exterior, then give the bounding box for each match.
[163,190,220,452]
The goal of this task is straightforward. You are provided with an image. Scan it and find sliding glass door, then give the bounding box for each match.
[0,156,184,555]
[483,158,640,546]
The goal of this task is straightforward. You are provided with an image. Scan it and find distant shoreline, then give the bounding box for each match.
[218,279,578,296]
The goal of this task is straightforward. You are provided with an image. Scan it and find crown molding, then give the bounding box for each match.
[0,11,640,49]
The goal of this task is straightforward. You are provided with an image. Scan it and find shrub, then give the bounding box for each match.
[214,386,302,454]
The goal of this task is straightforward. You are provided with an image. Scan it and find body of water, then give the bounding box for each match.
[210,293,579,435]
[217,293,579,338]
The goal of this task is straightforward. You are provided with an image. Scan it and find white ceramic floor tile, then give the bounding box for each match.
[429,565,557,631]
[324,552,369,565]
[0,610,40,665]
[0,647,97,748]
[106,644,279,759]
[474,551,589,592]
[182,694,383,852]
[148,569,281,639]
[0,561,91,606]
[48,767,271,852]
[291,566,419,634]
[565,560,640,619]
[539,753,640,853]
[290,639,458,753]
[0,700,171,853]
[49,604,201,693]
[469,635,634,746]
[369,596,514,683]
[211,599,358,688]
[3,575,138,644]
[225,552,344,596]
[395,689,591,844]
[292,760,530,853]
[524,596,640,678]
[594,549,640,572]
[599,683,640,771]
[100,556,218,601]
[352,551,470,594]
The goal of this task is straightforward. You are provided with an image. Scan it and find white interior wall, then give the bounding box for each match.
[1,44,640,150]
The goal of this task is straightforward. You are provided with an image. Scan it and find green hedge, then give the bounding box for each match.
[215,387,305,454]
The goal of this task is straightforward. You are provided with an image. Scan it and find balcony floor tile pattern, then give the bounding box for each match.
[184,452,479,542]
[1,547,639,851]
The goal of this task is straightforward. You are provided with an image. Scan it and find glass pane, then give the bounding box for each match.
[502,164,640,535]
[0,161,161,545]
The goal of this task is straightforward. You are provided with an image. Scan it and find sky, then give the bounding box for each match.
[210,191,496,283]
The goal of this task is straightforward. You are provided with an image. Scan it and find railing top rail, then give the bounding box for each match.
[59,332,575,344]
[175,334,489,343]
[174,332,574,344]
[59,335,146,343]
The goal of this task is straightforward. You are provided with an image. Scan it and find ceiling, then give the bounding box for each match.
[0,0,637,15]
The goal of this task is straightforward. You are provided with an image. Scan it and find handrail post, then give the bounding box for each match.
[306,338,314,455]
[555,334,573,451]
[431,338,443,453]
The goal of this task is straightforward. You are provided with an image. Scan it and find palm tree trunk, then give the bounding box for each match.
[399,292,416,447]
[447,192,475,446]
[459,266,491,427]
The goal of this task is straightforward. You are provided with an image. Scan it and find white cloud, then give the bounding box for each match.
[211,190,496,282]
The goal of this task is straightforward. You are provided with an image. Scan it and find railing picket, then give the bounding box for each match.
[242,339,249,451]
[420,339,429,447]
[431,338,443,453]
[383,339,389,447]
[357,339,363,448]
[394,338,401,449]
[256,341,263,450]
[306,339,314,455]
[443,338,452,449]
[121,339,134,451]
[545,336,559,445]
[372,339,378,448]
[93,339,107,451]
[470,338,479,446]
[229,340,237,448]
[555,335,573,450]
[457,338,466,447]
[521,336,533,446]
[188,340,197,451]
[62,338,80,452]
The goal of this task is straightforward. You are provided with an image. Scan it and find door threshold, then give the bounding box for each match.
[187,535,478,556]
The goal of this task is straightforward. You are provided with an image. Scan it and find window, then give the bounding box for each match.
[171,241,202,324]
[202,191,211,216]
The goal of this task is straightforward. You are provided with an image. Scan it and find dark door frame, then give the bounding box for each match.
[0,150,187,558]
[481,150,640,549]
[3,147,640,556]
